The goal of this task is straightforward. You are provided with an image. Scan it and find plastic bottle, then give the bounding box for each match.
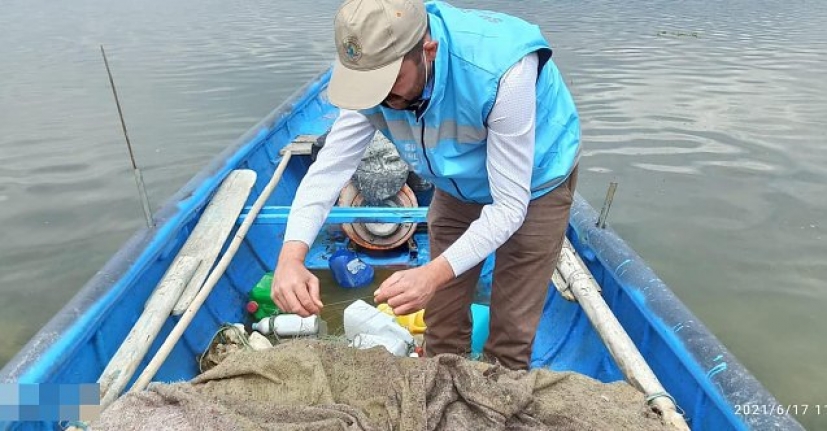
[246,272,282,320]
[343,300,414,345]
[328,249,374,289]
[252,315,320,337]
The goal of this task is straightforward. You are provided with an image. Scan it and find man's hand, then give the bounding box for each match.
[374,256,455,315]
[271,242,323,317]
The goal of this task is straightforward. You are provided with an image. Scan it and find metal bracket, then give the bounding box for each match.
[279,135,318,156]
[407,236,419,261]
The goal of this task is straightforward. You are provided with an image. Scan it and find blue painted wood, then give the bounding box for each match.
[0,68,804,431]
[241,206,429,224]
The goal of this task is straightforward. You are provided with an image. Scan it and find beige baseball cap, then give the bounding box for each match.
[329,0,428,110]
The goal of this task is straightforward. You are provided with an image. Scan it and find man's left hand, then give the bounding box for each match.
[374,256,455,316]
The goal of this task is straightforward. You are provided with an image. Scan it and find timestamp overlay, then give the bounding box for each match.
[735,403,826,427]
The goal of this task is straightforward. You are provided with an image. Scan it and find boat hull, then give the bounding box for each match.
[0,70,803,430]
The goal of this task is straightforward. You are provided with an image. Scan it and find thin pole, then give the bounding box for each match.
[101,45,154,228]
[597,182,618,229]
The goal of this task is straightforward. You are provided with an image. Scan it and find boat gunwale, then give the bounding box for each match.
[566,196,804,430]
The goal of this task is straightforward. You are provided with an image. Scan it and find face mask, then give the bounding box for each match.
[405,51,432,112]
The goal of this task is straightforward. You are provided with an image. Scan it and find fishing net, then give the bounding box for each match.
[92,338,673,430]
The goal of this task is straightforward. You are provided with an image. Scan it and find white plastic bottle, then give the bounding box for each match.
[343,300,414,345]
[252,314,319,336]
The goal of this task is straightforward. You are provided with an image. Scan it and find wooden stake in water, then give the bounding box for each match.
[100,45,154,228]
[597,182,618,229]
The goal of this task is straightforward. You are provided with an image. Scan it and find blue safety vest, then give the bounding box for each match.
[360,1,581,204]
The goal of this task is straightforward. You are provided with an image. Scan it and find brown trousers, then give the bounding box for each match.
[423,166,578,370]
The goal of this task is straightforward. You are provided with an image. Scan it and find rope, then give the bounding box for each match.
[323,295,375,309]
[318,295,377,323]
[645,391,686,416]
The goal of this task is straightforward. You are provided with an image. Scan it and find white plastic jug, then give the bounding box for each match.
[252,314,319,337]
[343,300,414,345]
[350,333,409,357]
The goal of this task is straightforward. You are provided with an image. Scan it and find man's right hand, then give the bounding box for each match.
[270,242,323,317]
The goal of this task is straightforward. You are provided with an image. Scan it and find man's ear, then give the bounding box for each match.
[424,40,439,62]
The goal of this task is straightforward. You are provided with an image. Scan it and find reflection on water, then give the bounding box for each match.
[1,0,826,428]
[312,269,396,336]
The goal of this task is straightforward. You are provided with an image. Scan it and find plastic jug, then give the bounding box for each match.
[246,272,282,320]
[343,300,414,345]
[328,249,374,289]
[350,333,409,357]
[252,314,320,337]
[377,303,426,334]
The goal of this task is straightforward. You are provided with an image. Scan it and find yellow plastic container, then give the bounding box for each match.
[377,304,427,334]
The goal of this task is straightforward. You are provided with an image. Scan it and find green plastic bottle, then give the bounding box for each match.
[246,272,282,320]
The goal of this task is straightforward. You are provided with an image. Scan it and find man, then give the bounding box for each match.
[271,0,580,370]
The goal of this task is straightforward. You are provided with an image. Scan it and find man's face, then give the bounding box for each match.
[382,53,427,110]
[381,39,437,111]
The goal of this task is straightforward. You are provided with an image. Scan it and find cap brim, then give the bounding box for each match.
[328,57,403,110]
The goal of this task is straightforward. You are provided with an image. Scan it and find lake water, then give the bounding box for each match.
[1,0,825,428]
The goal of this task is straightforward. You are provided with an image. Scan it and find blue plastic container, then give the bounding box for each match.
[471,303,490,355]
[328,249,375,288]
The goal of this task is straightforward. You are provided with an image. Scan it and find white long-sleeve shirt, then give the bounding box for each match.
[284,52,539,277]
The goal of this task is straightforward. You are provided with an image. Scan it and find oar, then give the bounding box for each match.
[129,148,295,393]
[97,256,200,409]
[554,238,690,431]
[172,170,259,315]
[96,169,257,409]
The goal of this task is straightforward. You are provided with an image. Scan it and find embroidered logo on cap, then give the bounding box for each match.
[342,36,362,64]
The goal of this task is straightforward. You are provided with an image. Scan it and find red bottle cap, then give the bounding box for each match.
[246,301,259,314]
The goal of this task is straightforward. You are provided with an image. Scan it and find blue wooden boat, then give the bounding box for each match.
[0,69,804,430]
